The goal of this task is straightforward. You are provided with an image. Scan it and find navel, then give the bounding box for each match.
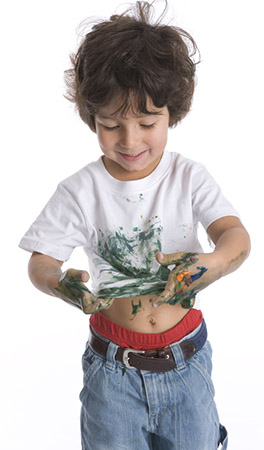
[148,315,156,326]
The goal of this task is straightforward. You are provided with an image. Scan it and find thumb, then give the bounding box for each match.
[156,252,167,265]
[156,252,183,266]
[79,270,90,283]
[64,268,90,283]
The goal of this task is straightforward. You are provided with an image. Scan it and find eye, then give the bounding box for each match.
[102,125,119,131]
[141,123,155,129]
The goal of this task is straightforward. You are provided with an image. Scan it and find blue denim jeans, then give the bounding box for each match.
[80,323,228,449]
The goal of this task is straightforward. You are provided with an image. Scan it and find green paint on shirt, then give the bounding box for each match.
[93,216,170,298]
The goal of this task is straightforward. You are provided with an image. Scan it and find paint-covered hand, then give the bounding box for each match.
[153,252,211,309]
[55,269,114,314]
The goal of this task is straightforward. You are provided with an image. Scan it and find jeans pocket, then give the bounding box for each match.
[188,341,215,397]
[81,343,103,383]
[79,349,102,407]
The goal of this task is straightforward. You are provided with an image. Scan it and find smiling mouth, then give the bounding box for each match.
[119,149,148,161]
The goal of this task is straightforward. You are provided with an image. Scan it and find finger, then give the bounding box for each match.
[82,296,114,314]
[80,271,90,283]
[156,252,171,265]
[82,293,100,313]
[155,267,179,300]
[151,298,164,308]
[99,297,115,310]
[152,269,183,306]
[156,252,185,266]
[152,290,174,307]
[156,252,165,263]
[64,269,90,282]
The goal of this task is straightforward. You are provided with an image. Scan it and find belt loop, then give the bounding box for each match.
[170,343,186,370]
[105,341,118,370]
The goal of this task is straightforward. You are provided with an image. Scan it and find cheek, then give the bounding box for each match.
[151,128,168,148]
[97,131,113,150]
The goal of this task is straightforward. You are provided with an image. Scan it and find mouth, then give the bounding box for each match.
[119,149,148,162]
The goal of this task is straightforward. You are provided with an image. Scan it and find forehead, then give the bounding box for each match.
[96,95,166,119]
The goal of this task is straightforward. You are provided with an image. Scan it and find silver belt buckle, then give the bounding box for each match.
[122,348,145,369]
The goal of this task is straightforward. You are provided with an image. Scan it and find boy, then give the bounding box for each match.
[19,1,250,449]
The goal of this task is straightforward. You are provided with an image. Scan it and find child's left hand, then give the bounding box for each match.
[153,251,219,309]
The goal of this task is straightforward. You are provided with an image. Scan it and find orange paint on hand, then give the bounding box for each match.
[176,270,191,282]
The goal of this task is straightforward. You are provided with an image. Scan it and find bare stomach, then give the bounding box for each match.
[100,294,191,333]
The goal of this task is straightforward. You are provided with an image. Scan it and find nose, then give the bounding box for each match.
[119,126,140,149]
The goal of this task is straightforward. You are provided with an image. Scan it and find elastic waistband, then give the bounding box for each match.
[89,309,203,350]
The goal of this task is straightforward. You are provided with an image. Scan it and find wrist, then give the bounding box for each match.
[47,273,62,296]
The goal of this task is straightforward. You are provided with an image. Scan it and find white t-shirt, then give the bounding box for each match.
[19,150,239,299]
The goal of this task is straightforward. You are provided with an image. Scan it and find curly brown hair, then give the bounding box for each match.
[64,0,200,131]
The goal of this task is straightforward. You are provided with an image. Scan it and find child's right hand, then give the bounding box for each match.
[54,269,114,314]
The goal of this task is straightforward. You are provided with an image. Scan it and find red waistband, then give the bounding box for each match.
[89,309,203,350]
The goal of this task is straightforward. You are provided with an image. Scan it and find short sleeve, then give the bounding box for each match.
[18,183,90,261]
[192,164,240,230]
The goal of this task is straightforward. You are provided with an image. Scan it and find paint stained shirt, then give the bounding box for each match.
[19,151,239,298]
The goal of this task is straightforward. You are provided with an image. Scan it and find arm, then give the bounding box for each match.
[28,252,64,296]
[207,216,251,276]
[28,252,114,313]
[153,216,251,308]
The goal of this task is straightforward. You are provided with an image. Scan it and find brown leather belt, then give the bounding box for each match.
[89,322,207,372]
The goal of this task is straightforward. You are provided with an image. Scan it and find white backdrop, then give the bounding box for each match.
[1,0,263,449]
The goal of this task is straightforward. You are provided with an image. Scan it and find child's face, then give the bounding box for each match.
[94,97,170,181]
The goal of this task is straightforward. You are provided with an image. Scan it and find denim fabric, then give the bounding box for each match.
[79,324,228,450]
